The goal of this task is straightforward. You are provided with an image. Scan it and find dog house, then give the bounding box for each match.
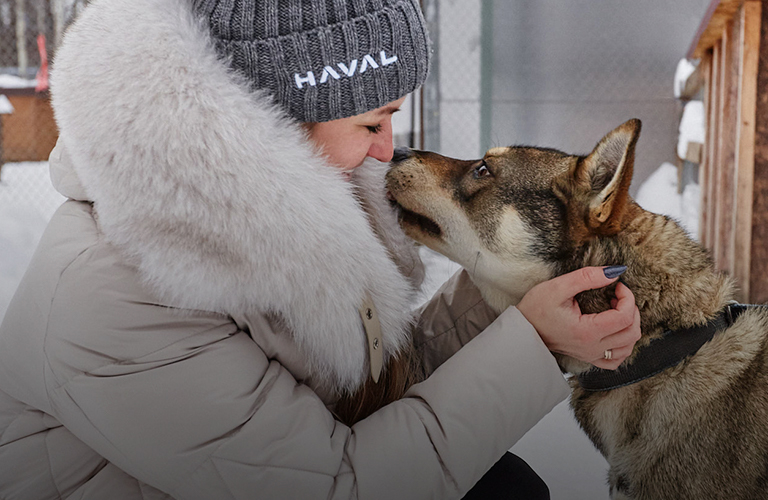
[0,86,58,165]
[0,0,81,168]
[687,0,768,303]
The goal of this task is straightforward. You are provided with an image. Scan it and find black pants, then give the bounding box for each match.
[462,452,550,500]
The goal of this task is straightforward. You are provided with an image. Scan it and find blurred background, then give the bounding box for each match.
[0,0,725,499]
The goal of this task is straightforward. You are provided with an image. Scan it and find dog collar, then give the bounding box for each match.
[576,303,765,392]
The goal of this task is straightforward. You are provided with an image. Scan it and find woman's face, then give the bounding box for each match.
[306,96,407,177]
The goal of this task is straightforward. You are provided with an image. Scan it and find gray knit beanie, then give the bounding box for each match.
[193,0,430,122]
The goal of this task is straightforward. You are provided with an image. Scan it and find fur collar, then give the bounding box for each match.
[50,0,421,394]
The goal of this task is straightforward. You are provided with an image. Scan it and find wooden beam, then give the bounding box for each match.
[699,53,713,244]
[689,0,745,59]
[732,2,760,301]
[52,0,65,47]
[716,18,740,273]
[749,0,768,303]
[15,0,28,77]
[706,42,722,247]
[713,24,734,268]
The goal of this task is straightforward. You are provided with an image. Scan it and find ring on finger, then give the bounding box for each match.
[603,349,613,360]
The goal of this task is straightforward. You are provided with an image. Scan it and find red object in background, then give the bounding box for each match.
[35,34,49,93]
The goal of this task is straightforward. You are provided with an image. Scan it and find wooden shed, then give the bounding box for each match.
[0,0,88,167]
[688,0,768,303]
[0,87,58,164]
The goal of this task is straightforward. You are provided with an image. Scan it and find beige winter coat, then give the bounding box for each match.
[0,0,568,498]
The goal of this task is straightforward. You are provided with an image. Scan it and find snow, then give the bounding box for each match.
[0,95,13,115]
[0,74,37,90]
[674,58,697,98]
[0,162,65,321]
[677,100,705,160]
[0,160,698,499]
[635,162,700,239]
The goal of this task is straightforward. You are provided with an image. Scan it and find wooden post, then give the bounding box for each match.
[699,54,713,245]
[15,0,27,77]
[706,42,722,249]
[35,0,44,34]
[749,0,768,303]
[51,0,64,46]
[690,0,768,303]
[732,2,761,301]
[714,18,738,272]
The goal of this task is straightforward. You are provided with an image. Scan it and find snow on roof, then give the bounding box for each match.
[674,58,697,99]
[635,162,699,240]
[0,74,38,90]
[678,100,705,160]
[0,95,13,114]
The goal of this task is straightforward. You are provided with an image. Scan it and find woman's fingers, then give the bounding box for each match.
[592,305,642,369]
[580,283,636,334]
[590,343,635,370]
[517,267,641,370]
[550,266,627,302]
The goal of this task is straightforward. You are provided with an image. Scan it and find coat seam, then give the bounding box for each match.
[400,397,461,494]
[415,296,488,349]
[211,455,337,478]
[43,235,100,398]
[48,326,241,391]
[43,427,65,500]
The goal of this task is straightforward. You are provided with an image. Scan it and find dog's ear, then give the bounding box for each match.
[566,119,641,236]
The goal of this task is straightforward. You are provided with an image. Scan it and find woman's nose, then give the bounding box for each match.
[367,127,394,162]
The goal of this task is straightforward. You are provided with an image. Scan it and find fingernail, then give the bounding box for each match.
[603,265,627,279]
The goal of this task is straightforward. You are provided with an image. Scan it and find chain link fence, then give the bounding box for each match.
[1,0,88,225]
[420,0,711,196]
[0,1,88,161]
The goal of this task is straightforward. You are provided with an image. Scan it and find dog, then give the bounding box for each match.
[386,119,768,499]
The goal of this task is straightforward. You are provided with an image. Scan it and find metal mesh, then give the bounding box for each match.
[0,0,87,74]
[0,0,88,214]
[420,0,712,195]
[0,161,64,220]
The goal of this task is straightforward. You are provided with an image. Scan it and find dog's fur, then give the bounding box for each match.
[386,120,768,499]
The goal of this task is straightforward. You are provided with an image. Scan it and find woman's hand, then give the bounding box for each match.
[516,266,641,370]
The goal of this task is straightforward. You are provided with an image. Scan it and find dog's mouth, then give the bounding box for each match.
[387,191,442,238]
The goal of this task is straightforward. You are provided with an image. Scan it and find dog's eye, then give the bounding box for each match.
[473,163,491,179]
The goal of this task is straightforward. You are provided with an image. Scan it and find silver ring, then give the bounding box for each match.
[604,349,613,360]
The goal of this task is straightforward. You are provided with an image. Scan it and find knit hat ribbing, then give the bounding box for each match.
[193,0,430,122]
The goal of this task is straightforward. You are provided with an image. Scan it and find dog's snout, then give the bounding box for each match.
[392,147,413,163]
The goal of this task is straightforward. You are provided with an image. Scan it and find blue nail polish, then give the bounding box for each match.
[603,265,627,279]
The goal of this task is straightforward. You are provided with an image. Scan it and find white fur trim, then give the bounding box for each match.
[51,0,417,394]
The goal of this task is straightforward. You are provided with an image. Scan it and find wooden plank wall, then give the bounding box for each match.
[715,15,737,272]
[0,91,58,163]
[697,0,766,303]
[749,1,768,302]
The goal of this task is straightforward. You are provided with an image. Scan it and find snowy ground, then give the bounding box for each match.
[0,160,698,498]
[0,162,65,320]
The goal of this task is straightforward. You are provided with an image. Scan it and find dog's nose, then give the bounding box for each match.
[391,147,413,163]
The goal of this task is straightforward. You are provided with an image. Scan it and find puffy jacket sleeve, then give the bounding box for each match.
[413,269,502,375]
[43,252,567,500]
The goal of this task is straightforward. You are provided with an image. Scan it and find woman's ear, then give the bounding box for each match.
[573,118,641,236]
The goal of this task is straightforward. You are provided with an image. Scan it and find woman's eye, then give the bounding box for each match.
[366,124,383,134]
[473,163,491,179]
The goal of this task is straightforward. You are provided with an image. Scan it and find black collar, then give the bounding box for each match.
[576,303,766,392]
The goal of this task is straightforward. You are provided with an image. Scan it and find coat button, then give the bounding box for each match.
[366,308,373,320]
[373,337,380,350]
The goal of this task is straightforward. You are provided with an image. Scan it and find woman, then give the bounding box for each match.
[0,0,640,498]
